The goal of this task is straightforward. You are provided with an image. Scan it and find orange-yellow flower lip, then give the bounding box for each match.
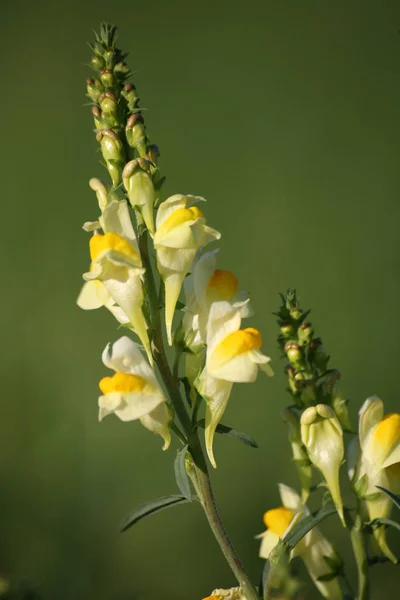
[99,372,147,394]
[263,506,294,536]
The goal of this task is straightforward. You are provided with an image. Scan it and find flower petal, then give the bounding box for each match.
[140,403,172,450]
[77,280,110,310]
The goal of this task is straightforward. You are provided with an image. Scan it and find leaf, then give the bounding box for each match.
[368,517,400,534]
[174,445,192,500]
[197,419,258,448]
[376,486,400,510]
[120,495,192,532]
[283,505,338,549]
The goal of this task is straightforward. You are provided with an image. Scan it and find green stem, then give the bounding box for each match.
[349,510,369,600]
[138,228,260,600]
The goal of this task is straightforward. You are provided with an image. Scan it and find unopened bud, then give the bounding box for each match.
[298,322,313,345]
[91,54,105,70]
[301,404,345,525]
[122,83,139,110]
[104,49,115,69]
[86,77,104,102]
[280,322,294,337]
[91,105,103,129]
[290,307,302,320]
[99,91,117,114]
[285,343,303,367]
[98,129,125,187]
[126,113,147,156]
[114,61,129,75]
[89,178,110,212]
[99,68,114,88]
[122,159,155,234]
[146,144,160,165]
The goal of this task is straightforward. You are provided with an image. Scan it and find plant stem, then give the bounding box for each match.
[349,510,369,600]
[139,228,260,600]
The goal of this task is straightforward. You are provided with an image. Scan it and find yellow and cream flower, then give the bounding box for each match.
[98,336,172,450]
[357,396,400,562]
[77,279,129,325]
[196,301,272,468]
[183,249,252,392]
[300,404,345,526]
[81,199,152,363]
[257,484,342,600]
[154,194,221,345]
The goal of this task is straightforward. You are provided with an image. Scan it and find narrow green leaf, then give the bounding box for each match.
[368,517,400,533]
[283,505,338,549]
[376,486,400,510]
[197,419,258,448]
[174,445,192,500]
[120,495,191,532]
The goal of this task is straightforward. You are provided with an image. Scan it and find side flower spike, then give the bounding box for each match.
[300,405,345,526]
[357,396,400,563]
[154,194,221,345]
[98,336,172,450]
[196,301,272,468]
[257,484,342,600]
[81,199,153,364]
[183,249,252,393]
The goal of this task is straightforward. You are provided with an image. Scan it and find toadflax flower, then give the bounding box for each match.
[196,301,272,468]
[300,404,345,526]
[257,484,342,600]
[154,194,221,345]
[183,249,251,392]
[80,198,152,363]
[98,336,172,450]
[357,396,400,562]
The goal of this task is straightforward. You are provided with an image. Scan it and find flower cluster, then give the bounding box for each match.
[77,23,272,467]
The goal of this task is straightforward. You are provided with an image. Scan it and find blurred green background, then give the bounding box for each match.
[1,0,400,598]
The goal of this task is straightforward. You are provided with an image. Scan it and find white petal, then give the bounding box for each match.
[193,249,219,308]
[77,280,110,310]
[206,301,242,354]
[99,200,138,248]
[164,272,186,346]
[140,403,172,450]
[208,351,259,382]
[258,530,280,559]
[98,392,122,421]
[278,484,302,512]
[359,396,384,453]
[112,391,164,421]
[102,336,156,384]
[155,194,187,228]
[382,441,400,468]
[83,220,100,232]
[157,246,195,274]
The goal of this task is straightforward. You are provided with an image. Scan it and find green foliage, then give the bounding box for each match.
[120,495,194,533]
[197,419,258,448]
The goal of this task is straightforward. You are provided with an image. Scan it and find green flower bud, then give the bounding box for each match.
[114,61,129,75]
[104,49,115,69]
[285,342,304,368]
[91,105,103,130]
[100,68,115,88]
[86,77,104,103]
[99,91,118,114]
[122,158,155,234]
[146,144,160,166]
[91,54,105,70]
[290,307,302,320]
[298,321,313,345]
[301,404,345,526]
[280,322,294,337]
[122,83,139,111]
[97,129,125,187]
[308,338,329,371]
[126,113,147,156]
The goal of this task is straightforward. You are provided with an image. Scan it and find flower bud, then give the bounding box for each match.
[146,143,160,166]
[280,322,294,337]
[89,178,112,212]
[99,91,118,114]
[104,48,115,69]
[298,321,313,345]
[114,61,129,75]
[126,113,147,156]
[301,404,345,525]
[86,77,104,102]
[91,54,105,70]
[97,129,125,187]
[122,159,155,234]
[100,68,115,88]
[122,83,139,111]
[91,105,103,129]
[308,338,329,371]
[285,342,304,368]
